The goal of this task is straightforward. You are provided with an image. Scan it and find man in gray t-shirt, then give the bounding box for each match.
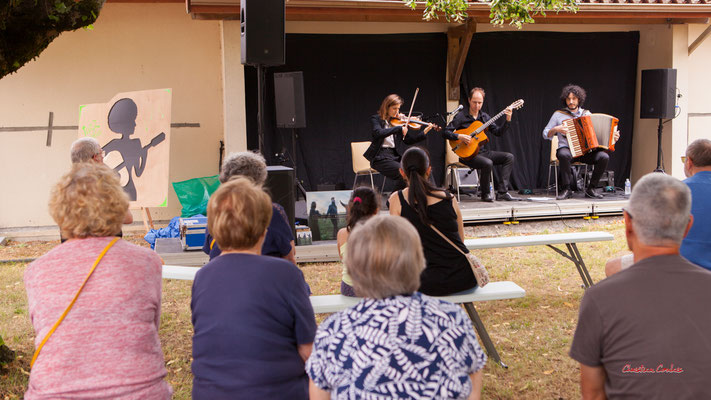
[570,172,711,399]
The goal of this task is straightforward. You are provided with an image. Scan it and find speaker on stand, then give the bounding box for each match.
[640,68,677,173]
[240,0,285,154]
[274,71,307,200]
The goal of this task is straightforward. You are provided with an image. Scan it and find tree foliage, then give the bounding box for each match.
[0,0,105,79]
[404,0,578,27]
[0,0,578,79]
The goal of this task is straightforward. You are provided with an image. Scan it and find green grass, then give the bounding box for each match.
[0,218,629,399]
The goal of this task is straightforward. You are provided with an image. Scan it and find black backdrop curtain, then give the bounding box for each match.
[245,33,449,190]
[459,31,639,190]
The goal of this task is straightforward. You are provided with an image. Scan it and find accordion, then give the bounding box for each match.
[562,113,619,158]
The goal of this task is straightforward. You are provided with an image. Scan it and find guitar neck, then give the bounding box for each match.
[472,108,507,135]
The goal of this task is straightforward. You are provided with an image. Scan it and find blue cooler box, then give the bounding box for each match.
[179,216,207,251]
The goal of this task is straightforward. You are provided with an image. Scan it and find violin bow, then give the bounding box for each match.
[404,87,419,127]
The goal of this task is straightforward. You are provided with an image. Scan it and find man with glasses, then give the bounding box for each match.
[680,139,711,270]
[70,137,105,164]
[69,137,133,226]
[571,172,711,399]
[606,139,711,276]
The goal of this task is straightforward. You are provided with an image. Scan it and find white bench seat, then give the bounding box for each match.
[309,281,525,369]
[309,281,525,314]
[465,231,614,288]
[464,231,613,249]
[162,265,199,280]
[161,265,524,368]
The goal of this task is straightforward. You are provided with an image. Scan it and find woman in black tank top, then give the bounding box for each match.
[388,147,476,296]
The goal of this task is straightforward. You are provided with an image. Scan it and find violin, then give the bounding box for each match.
[390,116,442,131]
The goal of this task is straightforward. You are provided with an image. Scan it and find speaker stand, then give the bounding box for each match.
[654,118,665,173]
[257,64,267,154]
[291,128,307,200]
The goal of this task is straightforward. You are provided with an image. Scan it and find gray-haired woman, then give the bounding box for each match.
[203,151,295,262]
[306,215,486,400]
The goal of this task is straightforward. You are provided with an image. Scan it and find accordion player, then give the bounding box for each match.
[562,114,619,158]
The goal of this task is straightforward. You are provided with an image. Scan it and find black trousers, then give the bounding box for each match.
[459,150,514,195]
[370,148,407,192]
[556,147,609,189]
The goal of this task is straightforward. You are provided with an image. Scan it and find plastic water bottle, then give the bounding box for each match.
[489,181,494,196]
[624,179,631,195]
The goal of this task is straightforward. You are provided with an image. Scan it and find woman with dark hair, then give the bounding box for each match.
[337,186,380,296]
[362,94,430,192]
[388,147,477,296]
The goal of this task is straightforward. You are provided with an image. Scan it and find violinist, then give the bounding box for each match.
[363,94,432,193]
[444,87,517,202]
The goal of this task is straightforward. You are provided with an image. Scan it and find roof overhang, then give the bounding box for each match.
[108,0,711,24]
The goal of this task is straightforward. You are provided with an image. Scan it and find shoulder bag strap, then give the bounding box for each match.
[30,237,119,368]
[429,224,467,256]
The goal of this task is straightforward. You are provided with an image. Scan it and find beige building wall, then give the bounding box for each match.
[0,3,224,228]
[687,24,711,168]
[1,10,703,228]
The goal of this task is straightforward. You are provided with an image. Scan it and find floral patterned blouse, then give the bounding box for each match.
[306,292,486,399]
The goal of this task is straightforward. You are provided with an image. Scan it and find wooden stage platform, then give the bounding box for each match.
[456,191,626,223]
[159,191,626,266]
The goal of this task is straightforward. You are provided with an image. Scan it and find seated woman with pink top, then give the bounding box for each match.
[24,162,172,400]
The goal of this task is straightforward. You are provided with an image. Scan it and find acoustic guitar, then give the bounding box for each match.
[449,99,524,160]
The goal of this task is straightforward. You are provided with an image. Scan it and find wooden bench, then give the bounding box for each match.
[464,231,614,288]
[162,265,524,369]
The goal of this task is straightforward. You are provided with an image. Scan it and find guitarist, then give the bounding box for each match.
[444,87,517,202]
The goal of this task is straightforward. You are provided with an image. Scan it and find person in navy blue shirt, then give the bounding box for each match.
[192,177,316,400]
[203,151,295,262]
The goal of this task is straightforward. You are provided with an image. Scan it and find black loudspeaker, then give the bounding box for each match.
[240,0,285,66]
[274,71,306,128]
[640,69,677,119]
[265,165,295,237]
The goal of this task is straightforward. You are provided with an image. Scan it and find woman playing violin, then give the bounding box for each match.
[362,94,432,193]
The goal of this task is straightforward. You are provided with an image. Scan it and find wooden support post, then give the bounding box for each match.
[447,18,476,101]
[141,207,155,233]
[46,111,54,147]
[689,24,711,55]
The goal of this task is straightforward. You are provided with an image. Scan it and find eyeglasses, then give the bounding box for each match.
[622,207,633,220]
[95,150,105,158]
[681,156,687,164]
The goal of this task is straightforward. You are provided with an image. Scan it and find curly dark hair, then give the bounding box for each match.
[560,84,586,108]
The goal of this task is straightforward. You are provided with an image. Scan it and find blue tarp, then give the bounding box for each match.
[144,216,183,250]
